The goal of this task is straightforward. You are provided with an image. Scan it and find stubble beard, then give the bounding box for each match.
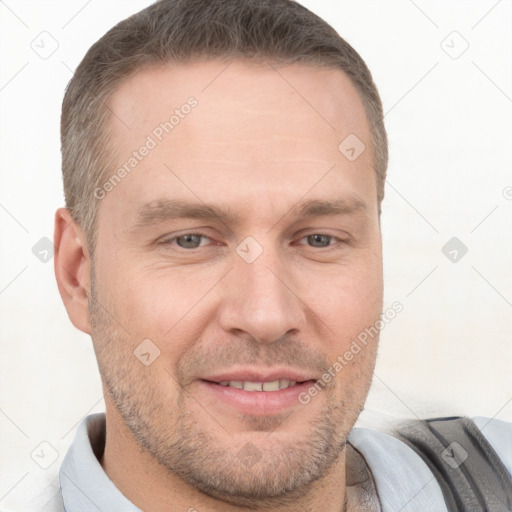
[88,276,371,508]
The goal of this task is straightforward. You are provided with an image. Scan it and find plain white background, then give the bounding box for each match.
[1,0,511,509]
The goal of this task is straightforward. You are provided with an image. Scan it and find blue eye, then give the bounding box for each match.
[303,234,335,248]
[160,232,344,251]
[168,233,210,249]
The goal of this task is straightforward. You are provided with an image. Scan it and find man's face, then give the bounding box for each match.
[89,60,383,504]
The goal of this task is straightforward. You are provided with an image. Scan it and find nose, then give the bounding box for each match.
[217,243,306,344]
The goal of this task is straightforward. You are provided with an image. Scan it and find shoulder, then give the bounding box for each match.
[348,415,512,512]
[348,424,449,512]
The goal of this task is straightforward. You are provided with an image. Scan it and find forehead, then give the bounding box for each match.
[101,59,376,225]
[109,59,370,146]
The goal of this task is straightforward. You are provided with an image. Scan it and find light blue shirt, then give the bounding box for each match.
[53,413,511,511]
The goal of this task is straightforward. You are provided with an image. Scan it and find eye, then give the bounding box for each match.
[298,234,339,248]
[162,232,212,249]
[159,232,346,251]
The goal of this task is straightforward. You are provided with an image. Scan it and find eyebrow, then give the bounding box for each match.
[133,195,368,229]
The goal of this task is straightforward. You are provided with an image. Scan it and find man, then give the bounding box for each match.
[53,0,512,511]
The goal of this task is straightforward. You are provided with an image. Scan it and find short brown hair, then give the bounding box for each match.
[61,0,388,253]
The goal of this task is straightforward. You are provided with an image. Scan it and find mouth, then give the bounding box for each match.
[197,369,318,415]
[206,378,306,391]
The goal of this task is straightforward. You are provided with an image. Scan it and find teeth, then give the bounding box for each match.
[279,379,290,389]
[217,379,297,391]
[243,381,263,391]
[263,380,280,391]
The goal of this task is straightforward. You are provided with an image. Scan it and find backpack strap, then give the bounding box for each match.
[393,416,512,511]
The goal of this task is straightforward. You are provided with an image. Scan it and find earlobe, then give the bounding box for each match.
[54,208,92,334]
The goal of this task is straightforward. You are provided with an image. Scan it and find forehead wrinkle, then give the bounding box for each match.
[131,194,369,233]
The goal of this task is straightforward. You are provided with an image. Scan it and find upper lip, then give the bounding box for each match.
[200,367,317,383]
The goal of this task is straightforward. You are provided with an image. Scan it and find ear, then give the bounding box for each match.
[54,208,92,334]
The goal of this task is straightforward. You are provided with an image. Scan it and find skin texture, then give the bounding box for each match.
[54,60,383,512]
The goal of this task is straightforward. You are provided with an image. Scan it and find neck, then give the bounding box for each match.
[100,405,353,512]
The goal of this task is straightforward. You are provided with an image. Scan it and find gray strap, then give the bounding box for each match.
[394,417,512,512]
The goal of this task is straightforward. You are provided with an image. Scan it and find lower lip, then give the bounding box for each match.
[198,380,316,416]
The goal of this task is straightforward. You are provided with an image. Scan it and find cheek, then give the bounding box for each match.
[95,231,382,351]
[301,257,382,371]
[304,259,382,325]
[105,264,217,349]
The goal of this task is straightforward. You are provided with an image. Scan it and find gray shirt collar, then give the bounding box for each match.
[60,413,447,511]
[60,413,141,512]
